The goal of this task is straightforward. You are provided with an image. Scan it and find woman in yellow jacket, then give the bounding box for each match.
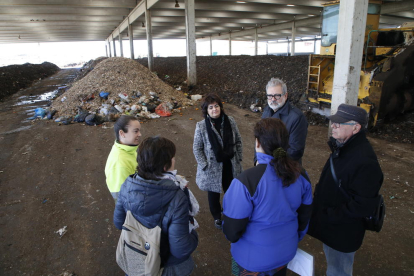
[105,115,142,201]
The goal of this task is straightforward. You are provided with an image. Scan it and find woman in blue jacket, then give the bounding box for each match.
[223,118,312,276]
[114,136,198,276]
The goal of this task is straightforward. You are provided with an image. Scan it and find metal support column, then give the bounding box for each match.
[287,38,289,56]
[108,41,112,57]
[112,34,116,57]
[229,32,232,56]
[128,18,134,60]
[254,28,258,56]
[105,44,108,57]
[119,30,124,57]
[185,0,197,86]
[331,0,369,114]
[291,21,296,56]
[210,36,212,56]
[145,1,154,71]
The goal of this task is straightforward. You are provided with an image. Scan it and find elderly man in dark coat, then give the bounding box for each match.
[308,104,383,276]
[259,78,308,163]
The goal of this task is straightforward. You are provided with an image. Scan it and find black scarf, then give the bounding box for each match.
[205,112,235,162]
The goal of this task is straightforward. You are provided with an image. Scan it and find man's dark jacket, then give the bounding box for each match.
[308,131,383,253]
[261,100,308,161]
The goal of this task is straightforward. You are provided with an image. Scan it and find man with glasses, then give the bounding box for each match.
[259,78,308,163]
[308,104,383,276]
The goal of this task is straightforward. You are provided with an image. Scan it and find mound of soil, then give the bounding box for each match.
[73,57,108,82]
[0,62,60,100]
[51,57,193,118]
[137,55,414,143]
[137,55,309,109]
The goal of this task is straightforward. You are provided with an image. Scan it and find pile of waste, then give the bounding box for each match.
[50,57,194,125]
[0,62,60,100]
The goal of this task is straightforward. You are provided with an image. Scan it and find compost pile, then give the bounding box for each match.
[137,55,309,110]
[73,57,107,82]
[0,62,60,100]
[51,57,193,123]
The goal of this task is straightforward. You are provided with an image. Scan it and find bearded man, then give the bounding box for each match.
[258,78,308,163]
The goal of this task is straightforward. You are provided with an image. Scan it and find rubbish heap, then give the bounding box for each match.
[50,57,194,125]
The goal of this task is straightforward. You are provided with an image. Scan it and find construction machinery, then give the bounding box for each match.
[305,0,414,127]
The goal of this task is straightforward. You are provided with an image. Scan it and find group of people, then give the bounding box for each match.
[105,78,383,276]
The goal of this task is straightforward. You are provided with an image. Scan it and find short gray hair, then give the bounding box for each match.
[266,78,287,95]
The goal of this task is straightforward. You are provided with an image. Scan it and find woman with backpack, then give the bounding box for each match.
[222,118,313,276]
[114,136,199,276]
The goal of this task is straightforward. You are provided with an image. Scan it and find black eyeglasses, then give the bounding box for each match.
[332,122,357,128]
[266,93,285,100]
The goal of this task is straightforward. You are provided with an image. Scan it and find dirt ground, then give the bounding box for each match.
[1,68,414,276]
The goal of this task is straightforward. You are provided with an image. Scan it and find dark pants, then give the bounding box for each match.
[231,257,287,276]
[208,160,233,220]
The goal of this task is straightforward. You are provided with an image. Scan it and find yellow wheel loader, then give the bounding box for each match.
[305,1,414,128]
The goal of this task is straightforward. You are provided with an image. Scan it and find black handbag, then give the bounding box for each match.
[330,154,385,232]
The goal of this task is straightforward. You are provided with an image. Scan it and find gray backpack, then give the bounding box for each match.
[116,207,170,276]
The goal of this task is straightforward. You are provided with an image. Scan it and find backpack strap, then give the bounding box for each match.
[157,181,180,228]
[330,154,351,201]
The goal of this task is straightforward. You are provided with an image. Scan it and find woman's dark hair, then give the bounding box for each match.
[254,118,301,187]
[201,93,224,117]
[136,136,176,181]
[114,115,139,141]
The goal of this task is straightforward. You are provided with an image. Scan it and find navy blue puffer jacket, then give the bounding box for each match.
[113,174,199,267]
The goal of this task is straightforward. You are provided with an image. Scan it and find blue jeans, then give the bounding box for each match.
[323,244,356,276]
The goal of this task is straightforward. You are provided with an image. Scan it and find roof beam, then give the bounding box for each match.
[151,9,311,21]
[153,2,322,15]
[198,0,325,7]
[197,16,321,41]
[0,14,125,21]
[107,0,160,41]
[0,6,132,16]
[381,0,414,14]
[0,0,136,8]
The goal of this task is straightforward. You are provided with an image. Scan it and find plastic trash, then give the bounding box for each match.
[155,103,172,117]
[99,91,110,99]
[149,113,161,119]
[108,106,119,114]
[74,108,89,123]
[28,107,47,120]
[55,226,67,237]
[118,93,129,102]
[85,114,104,126]
[146,104,156,113]
[61,96,67,102]
[138,96,147,104]
[131,105,141,112]
[114,105,123,113]
[35,107,46,118]
[83,93,95,102]
[60,117,72,125]
[191,94,202,101]
[46,110,57,120]
[100,107,108,116]
[133,91,142,98]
